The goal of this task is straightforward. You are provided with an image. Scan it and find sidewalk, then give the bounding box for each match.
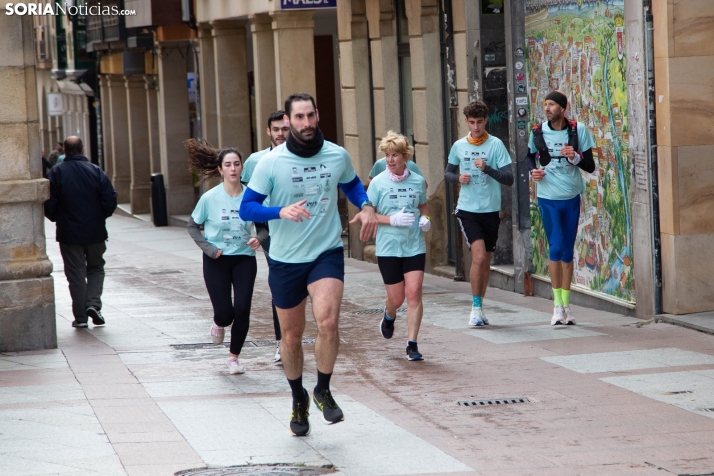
[2,215,714,476]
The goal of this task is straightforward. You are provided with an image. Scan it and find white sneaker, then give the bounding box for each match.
[551,305,566,326]
[563,306,576,325]
[210,323,225,345]
[481,308,489,325]
[274,341,281,362]
[227,357,245,374]
[469,307,486,327]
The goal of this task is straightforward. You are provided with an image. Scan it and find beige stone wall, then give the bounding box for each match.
[0,11,56,351]
[653,0,714,314]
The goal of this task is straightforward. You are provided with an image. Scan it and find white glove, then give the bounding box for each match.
[567,151,582,165]
[389,207,415,227]
[419,215,431,232]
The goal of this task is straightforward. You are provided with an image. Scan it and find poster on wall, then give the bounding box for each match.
[482,0,504,14]
[525,0,634,303]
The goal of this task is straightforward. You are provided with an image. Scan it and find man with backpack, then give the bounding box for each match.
[526,91,596,326]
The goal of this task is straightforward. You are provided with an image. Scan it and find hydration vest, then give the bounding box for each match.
[532,119,579,163]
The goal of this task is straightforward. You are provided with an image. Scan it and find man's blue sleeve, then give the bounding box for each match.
[338,175,370,209]
[239,187,282,222]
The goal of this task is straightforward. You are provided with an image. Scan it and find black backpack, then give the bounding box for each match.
[532,119,579,162]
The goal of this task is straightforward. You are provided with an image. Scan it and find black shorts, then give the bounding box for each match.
[267,247,344,309]
[455,209,501,252]
[377,254,426,285]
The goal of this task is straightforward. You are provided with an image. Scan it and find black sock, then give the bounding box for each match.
[288,375,304,403]
[314,370,332,394]
[408,340,417,348]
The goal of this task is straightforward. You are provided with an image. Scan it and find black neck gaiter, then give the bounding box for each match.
[286,127,325,158]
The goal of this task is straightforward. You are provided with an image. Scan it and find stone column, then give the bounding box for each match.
[198,25,218,148]
[125,75,151,214]
[337,0,372,260]
[251,13,278,150]
[405,0,447,269]
[106,74,131,202]
[366,0,400,153]
[99,75,113,174]
[0,11,56,352]
[145,75,161,174]
[271,10,317,103]
[211,20,252,153]
[653,0,714,314]
[157,42,195,216]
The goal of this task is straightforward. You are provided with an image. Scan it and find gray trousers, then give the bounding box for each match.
[59,242,107,323]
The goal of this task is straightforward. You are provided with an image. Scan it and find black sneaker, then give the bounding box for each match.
[290,389,311,436]
[71,321,88,328]
[86,307,105,326]
[312,388,344,424]
[406,342,424,361]
[380,310,395,339]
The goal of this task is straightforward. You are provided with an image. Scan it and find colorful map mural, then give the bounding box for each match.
[525,0,634,303]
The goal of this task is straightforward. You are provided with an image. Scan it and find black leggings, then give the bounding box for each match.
[262,237,281,341]
[203,253,257,355]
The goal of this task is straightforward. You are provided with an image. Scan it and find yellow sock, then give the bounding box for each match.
[553,288,563,306]
[562,289,571,307]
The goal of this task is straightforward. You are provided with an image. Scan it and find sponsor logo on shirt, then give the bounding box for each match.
[292,177,303,182]
[320,173,331,178]
[304,167,316,172]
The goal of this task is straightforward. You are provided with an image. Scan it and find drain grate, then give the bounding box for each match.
[175,465,333,476]
[458,397,530,407]
[171,339,317,350]
[150,270,183,275]
[701,408,714,413]
[665,390,694,395]
[352,308,406,315]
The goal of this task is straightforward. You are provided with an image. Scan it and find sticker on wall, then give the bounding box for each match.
[484,54,496,62]
[515,47,524,57]
[516,72,525,81]
[515,61,524,70]
[517,84,526,93]
[518,130,526,137]
[517,120,527,129]
[517,107,527,117]
[515,97,528,105]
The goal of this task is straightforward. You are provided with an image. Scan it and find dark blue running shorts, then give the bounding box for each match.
[267,247,344,309]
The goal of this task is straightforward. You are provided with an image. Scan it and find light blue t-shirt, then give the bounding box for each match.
[369,157,424,179]
[528,121,595,200]
[367,171,428,258]
[447,135,512,213]
[247,141,357,263]
[191,185,255,256]
[241,147,271,183]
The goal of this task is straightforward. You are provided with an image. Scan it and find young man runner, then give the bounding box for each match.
[240,93,377,437]
[444,101,513,327]
[526,91,595,325]
[241,110,290,362]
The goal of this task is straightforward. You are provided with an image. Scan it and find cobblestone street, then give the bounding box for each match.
[2,215,714,475]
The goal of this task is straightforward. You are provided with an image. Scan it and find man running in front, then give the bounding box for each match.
[240,92,378,436]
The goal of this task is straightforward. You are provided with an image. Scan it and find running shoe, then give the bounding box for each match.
[380,309,395,339]
[481,309,490,325]
[274,341,282,362]
[312,388,344,424]
[290,388,311,436]
[210,323,225,345]
[227,357,245,374]
[469,307,486,327]
[86,307,105,326]
[406,341,424,361]
[551,305,566,326]
[71,321,88,328]
[563,306,576,325]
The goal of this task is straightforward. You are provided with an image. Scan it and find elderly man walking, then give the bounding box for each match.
[45,136,118,328]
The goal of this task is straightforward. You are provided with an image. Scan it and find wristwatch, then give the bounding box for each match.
[361,200,374,210]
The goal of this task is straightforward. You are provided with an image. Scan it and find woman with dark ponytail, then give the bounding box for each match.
[185,140,268,374]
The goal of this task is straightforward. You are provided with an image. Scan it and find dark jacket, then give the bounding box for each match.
[44,155,118,245]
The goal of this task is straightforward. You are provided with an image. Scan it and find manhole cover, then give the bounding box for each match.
[458,397,530,406]
[352,308,406,315]
[175,465,333,476]
[171,339,317,351]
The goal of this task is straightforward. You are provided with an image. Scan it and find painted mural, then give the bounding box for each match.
[525,0,634,303]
